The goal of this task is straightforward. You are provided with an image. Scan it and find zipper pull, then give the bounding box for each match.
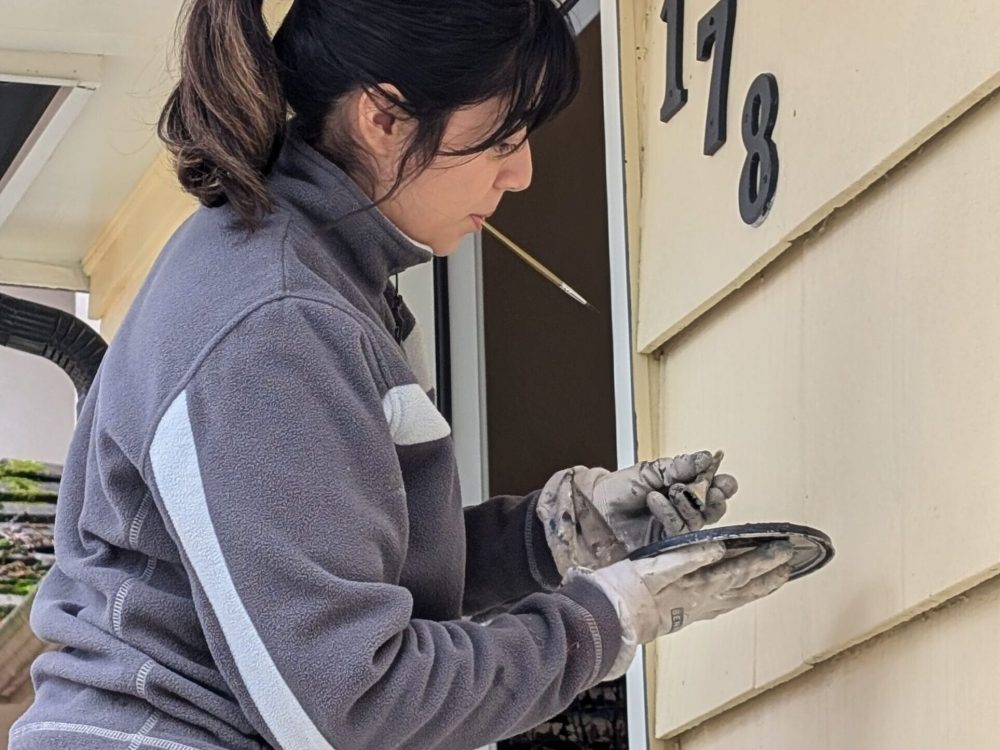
[389,276,404,344]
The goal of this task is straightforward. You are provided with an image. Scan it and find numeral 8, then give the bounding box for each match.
[738,73,779,226]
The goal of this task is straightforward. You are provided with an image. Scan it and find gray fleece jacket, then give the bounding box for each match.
[10,132,621,750]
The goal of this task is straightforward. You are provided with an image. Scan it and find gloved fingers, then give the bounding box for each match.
[637,541,726,593]
[639,451,714,491]
[700,474,735,523]
[688,541,794,593]
[647,489,692,535]
[667,483,707,530]
[576,502,631,568]
[644,516,666,546]
[701,489,728,525]
[712,473,738,499]
[717,563,792,604]
[700,473,737,525]
[668,451,715,485]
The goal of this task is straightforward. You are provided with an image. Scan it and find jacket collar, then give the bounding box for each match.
[268,128,433,298]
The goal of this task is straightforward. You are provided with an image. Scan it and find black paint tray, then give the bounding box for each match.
[628,522,834,581]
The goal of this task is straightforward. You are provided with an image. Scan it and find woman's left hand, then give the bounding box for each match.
[536,450,738,577]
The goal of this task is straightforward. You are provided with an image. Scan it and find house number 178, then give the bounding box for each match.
[659,0,779,226]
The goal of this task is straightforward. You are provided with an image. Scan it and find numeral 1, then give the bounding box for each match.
[660,0,687,123]
[696,0,736,155]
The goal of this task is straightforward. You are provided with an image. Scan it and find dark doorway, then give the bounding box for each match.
[483,20,628,750]
[482,22,616,494]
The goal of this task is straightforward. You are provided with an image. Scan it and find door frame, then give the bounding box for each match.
[599,1,649,747]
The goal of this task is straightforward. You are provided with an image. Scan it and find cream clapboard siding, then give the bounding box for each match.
[653,89,1000,735]
[679,574,1000,750]
[82,152,196,338]
[633,0,1000,353]
[619,0,1000,742]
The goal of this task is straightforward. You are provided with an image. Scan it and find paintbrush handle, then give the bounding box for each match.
[481,221,593,309]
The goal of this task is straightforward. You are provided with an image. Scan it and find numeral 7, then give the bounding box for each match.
[697,0,736,154]
[660,0,738,156]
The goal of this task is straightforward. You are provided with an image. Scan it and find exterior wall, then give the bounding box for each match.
[82,153,196,339]
[619,0,1000,744]
[679,573,1000,750]
[81,0,292,338]
[0,285,76,463]
[0,286,77,744]
[631,0,1000,354]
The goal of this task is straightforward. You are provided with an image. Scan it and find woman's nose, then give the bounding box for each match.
[496,141,533,193]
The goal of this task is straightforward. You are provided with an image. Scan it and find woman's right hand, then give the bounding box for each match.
[567,540,794,681]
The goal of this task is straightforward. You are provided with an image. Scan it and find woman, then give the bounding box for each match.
[10,1,793,748]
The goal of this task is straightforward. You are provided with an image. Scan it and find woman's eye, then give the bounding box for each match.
[494,141,521,157]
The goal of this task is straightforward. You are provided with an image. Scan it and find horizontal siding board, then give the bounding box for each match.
[633,0,1000,351]
[654,89,1000,736]
[677,574,1000,750]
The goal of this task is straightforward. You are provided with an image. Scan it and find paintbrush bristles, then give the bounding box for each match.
[481,221,594,310]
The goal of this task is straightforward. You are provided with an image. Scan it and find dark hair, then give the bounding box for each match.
[159,0,581,229]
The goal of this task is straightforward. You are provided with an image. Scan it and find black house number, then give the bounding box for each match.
[659,0,779,226]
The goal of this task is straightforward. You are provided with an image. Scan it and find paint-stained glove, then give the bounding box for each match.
[537,450,737,576]
[569,540,793,681]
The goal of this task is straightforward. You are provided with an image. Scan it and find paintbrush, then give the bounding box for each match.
[481,221,597,312]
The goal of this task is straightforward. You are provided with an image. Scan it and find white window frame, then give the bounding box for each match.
[599,1,648,747]
[0,50,102,229]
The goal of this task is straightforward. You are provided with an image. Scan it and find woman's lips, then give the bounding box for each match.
[471,214,486,231]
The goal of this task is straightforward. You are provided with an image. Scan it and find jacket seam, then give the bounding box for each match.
[127,491,153,549]
[127,711,160,750]
[10,721,205,750]
[112,557,157,638]
[111,579,135,637]
[135,659,156,700]
[283,217,403,363]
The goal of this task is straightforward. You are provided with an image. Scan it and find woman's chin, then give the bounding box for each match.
[432,233,466,257]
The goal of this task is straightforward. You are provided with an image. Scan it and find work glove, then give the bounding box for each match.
[569,540,794,681]
[537,450,738,577]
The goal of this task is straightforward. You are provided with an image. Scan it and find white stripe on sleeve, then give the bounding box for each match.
[381,383,451,446]
[150,391,336,750]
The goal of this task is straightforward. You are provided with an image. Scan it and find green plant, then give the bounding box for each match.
[0,459,46,478]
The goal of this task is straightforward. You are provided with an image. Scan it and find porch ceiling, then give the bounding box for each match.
[0,1,188,291]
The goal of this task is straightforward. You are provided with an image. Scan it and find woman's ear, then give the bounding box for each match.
[354,84,413,160]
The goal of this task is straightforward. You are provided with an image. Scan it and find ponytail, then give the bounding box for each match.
[158,0,286,229]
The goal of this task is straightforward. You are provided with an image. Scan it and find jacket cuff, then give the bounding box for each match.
[525,493,563,591]
[557,576,624,686]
